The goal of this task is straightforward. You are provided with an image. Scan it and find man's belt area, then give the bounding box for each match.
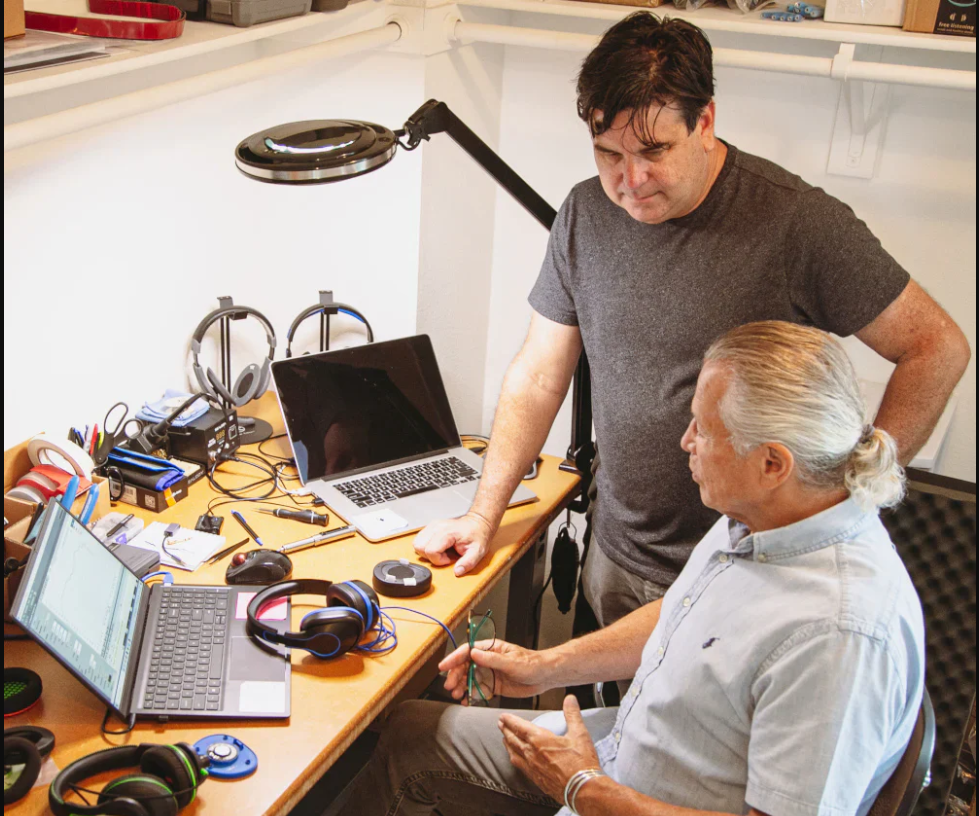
[25,0,185,40]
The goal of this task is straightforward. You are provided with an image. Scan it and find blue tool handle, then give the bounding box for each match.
[79,484,100,526]
[60,475,81,511]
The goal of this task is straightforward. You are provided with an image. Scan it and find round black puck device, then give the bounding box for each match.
[373,560,433,598]
[4,669,42,719]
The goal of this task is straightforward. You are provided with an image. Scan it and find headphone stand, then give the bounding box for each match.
[217,301,274,446]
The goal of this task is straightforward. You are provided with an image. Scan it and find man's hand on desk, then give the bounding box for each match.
[440,638,552,703]
[413,512,496,577]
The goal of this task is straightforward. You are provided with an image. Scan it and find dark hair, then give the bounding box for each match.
[577,13,715,143]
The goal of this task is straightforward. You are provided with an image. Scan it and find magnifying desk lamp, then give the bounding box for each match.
[235,100,595,513]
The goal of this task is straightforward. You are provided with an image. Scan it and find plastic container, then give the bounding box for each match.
[207,0,311,27]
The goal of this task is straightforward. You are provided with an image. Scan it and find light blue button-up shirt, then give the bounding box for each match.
[557,499,925,816]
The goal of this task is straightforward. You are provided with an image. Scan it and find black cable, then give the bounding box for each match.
[101,708,136,736]
[206,455,277,500]
[4,634,31,642]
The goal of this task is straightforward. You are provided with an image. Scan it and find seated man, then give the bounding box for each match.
[341,321,925,816]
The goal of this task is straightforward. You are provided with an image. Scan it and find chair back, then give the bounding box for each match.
[869,692,937,816]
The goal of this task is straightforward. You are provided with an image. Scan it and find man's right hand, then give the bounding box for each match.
[413,512,497,577]
[440,639,552,704]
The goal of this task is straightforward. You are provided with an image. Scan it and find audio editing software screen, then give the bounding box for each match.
[11,502,144,710]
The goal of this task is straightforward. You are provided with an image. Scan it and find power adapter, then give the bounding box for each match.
[196,515,225,535]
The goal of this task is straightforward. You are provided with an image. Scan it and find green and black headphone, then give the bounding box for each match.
[49,743,209,816]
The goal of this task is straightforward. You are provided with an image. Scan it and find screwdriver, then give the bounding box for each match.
[257,508,330,527]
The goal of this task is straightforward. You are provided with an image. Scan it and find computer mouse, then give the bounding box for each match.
[225,550,293,586]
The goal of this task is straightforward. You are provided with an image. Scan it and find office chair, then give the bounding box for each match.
[869,690,936,816]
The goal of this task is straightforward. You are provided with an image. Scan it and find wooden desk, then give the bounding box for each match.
[3,401,580,816]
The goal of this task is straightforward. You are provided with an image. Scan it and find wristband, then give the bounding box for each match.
[563,769,605,815]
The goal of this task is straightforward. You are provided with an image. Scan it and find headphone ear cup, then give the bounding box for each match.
[254,358,272,396]
[328,581,379,632]
[232,364,261,406]
[97,776,176,816]
[206,369,238,407]
[4,736,42,806]
[139,747,195,810]
[299,609,364,658]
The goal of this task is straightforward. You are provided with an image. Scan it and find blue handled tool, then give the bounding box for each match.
[60,476,80,511]
[231,511,265,547]
[79,484,100,526]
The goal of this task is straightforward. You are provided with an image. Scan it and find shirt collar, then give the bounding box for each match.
[725,498,879,562]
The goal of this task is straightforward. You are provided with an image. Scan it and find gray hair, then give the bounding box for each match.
[704,322,905,512]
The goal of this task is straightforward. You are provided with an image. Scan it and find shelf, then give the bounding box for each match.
[455,0,977,53]
[4,0,379,100]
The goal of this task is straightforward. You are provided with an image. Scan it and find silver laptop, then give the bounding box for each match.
[11,501,291,722]
[271,335,537,542]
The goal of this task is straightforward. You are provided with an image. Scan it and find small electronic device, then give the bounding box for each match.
[197,515,225,535]
[271,335,537,542]
[10,502,290,721]
[225,551,293,586]
[167,407,241,466]
[372,560,433,598]
[193,735,258,780]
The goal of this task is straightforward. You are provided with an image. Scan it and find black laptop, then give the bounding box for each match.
[10,502,290,721]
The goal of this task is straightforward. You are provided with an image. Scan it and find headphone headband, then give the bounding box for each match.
[246,579,334,648]
[285,302,374,358]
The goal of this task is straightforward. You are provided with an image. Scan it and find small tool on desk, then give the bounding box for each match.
[278,525,356,555]
[231,511,265,547]
[102,513,135,543]
[257,508,329,527]
[208,538,250,566]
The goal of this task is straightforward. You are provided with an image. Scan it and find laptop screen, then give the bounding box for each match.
[272,335,461,484]
[10,502,144,712]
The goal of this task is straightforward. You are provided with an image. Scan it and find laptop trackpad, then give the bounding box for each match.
[230,637,289,682]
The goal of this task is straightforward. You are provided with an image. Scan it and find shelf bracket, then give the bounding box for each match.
[828,43,891,179]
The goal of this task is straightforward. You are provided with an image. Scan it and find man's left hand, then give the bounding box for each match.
[499,695,603,803]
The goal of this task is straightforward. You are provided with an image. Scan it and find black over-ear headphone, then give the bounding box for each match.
[247,579,380,659]
[4,726,55,806]
[285,297,374,358]
[191,303,277,408]
[49,743,209,816]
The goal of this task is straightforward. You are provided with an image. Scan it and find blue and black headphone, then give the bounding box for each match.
[49,743,209,816]
[246,579,382,659]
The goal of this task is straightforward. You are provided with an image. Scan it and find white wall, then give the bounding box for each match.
[3,50,425,449]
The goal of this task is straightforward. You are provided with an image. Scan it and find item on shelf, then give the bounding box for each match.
[24,0,185,40]
[205,0,311,26]
[4,30,107,73]
[4,0,24,39]
[788,1,825,16]
[825,0,908,27]
[903,0,975,35]
[673,0,770,13]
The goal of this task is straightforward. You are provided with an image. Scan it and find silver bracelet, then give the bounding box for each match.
[564,769,605,815]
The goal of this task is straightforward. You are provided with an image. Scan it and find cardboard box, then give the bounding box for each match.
[904,0,975,35]
[4,0,25,40]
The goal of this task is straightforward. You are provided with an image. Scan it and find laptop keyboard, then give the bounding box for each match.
[142,587,231,713]
[334,457,480,510]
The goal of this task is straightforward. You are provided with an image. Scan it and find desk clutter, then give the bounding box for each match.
[0,292,522,814]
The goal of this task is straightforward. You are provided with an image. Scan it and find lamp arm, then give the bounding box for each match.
[399,100,557,231]
[400,99,594,509]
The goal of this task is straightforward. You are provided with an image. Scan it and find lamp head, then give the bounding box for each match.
[235,119,399,184]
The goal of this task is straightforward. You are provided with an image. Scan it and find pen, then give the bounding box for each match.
[231,511,265,547]
[208,538,250,565]
[103,513,135,543]
[278,525,356,555]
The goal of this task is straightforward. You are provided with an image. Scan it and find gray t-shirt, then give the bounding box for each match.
[529,144,910,585]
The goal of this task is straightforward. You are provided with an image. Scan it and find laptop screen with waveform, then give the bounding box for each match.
[11,502,144,710]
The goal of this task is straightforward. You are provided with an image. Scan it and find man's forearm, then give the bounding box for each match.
[543,600,663,688]
[470,354,570,531]
[876,344,970,466]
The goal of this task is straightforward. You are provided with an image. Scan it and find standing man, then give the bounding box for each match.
[415,14,970,635]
